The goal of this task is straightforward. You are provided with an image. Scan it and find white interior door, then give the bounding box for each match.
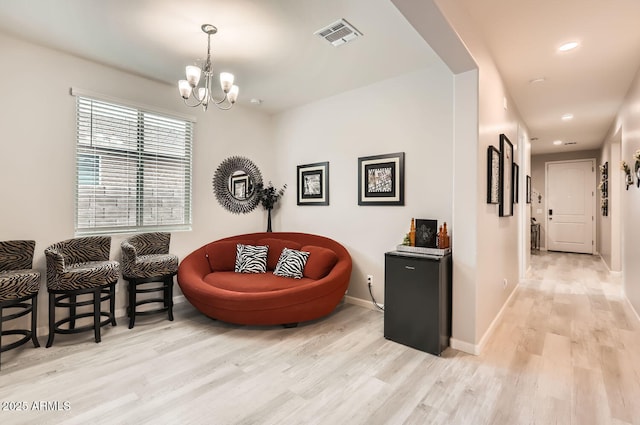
[546,159,595,254]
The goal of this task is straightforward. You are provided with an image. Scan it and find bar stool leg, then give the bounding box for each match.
[165,276,174,322]
[69,294,76,329]
[46,293,56,348]
[128,280,137,329]
[31,295,39,348]
[0,307,3,369]
[93,288,101,344]
[109,283,117,326]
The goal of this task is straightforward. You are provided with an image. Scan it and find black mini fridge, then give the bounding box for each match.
[383,251,452,355]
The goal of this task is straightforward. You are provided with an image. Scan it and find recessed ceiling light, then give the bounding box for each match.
[561,113,574,121]
[529,77,546,84]
[558,41,579,52]
[553,140,563,145]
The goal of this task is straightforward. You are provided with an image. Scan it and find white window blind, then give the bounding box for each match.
[75,95,193,235]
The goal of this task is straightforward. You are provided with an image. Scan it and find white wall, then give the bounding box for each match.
[272,66,454,302]
[473,49,523,348]
[0,33,274,330]
[597,131,622,272]
[600,65,640,314]
[435,0,528,350]
[391,0,530,352]
[451,69,479,346]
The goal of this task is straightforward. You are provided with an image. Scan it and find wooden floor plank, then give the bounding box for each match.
[1,251,639,424]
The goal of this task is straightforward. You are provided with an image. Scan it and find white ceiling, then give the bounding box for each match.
[0,0,439,113]
[1,0,639,155]
[461,0,640,154]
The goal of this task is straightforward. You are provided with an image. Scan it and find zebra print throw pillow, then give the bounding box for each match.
[273,248,310,279]
[235,244,268,274]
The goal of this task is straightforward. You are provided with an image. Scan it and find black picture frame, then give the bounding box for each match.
[513,163,519,204]
[415,219,438,248]
[297,161,329,206]
[487,145,500,204]
[526,175,532,204]
[358,152,405,206]
[499,134,514,217]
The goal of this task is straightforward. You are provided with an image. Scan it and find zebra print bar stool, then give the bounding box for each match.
[121,233,178,329]
[0,240,40,369]
[44,236,119,347]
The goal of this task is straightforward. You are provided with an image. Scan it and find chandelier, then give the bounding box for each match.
[178,24,239,111]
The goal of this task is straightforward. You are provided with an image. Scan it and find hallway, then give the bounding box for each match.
[482,251,640,424]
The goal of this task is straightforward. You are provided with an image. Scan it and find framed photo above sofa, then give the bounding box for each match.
[358,152,405,206]
[297,161,329,206]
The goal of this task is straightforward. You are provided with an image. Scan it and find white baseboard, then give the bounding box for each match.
[451,282,520,356]
[344,295,383,312]
[449,338,480,355]
[599,255,622,276]
[346,287,518,357]
[626,297,640,323]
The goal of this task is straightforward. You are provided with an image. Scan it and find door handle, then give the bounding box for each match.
[404,266,415,270]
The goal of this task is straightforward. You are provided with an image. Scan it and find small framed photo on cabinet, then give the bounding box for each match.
[415,219,438,248]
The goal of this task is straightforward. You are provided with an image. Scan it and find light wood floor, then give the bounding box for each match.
[1,252,639,425]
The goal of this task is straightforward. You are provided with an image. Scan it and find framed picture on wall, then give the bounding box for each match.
[487,145,500,204]
[526,175,532,204]
[358,152,405,206]
[297,161,329,206]
[513,162,519,204]
[499,134,513,217]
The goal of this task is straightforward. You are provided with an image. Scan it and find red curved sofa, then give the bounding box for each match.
[177,232,352,326]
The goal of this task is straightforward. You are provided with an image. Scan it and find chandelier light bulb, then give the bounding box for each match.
[220,72,234,93]
[185,66,201,87]
[178,80,192,99]
[228,85,239,104]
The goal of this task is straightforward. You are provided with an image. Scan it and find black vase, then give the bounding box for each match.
[266,208,273,232]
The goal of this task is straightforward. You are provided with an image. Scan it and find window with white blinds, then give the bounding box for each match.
[75,95,193,235]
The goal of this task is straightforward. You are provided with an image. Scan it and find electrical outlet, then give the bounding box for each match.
[503,278,508,289]
[367,274,373,286]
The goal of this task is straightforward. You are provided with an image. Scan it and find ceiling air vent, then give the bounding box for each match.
[314,19,362,47]
[564,142,577,146]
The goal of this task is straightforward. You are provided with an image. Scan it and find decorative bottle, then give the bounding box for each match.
[410,218,416,246]
[442,222,449,249]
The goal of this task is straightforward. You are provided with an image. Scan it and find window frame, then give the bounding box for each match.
[73,88,195,236]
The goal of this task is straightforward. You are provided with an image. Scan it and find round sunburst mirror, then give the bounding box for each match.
[213,156,263,214]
